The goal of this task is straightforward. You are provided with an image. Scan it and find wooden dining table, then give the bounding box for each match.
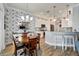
[21,33,38,45]
[13,32,40,45]
[21,33,38,55]
[13,32,40,55]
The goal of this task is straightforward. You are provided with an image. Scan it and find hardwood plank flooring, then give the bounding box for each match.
[0,38,78,56]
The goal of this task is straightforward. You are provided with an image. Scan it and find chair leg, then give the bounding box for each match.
[38,43,40,50]
[24,48,26,56]
[62,44,64,50]
[36,49,37,56]
[73,40,75,51]
[73,46,75,51]
[30,50,33,56]
[28,49,31,56]
[54,46,56,49]
[37,42,40,50]
[65,46,67,50]
[14,50,17,56]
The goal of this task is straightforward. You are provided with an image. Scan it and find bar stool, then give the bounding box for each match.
[56,34,64,50]
[64,35,75,51]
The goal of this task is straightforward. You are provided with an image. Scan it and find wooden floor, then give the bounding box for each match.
[0,38,78,56]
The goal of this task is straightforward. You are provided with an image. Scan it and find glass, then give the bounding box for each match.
[30,17,33,21]
[26,15,29,21]
[21,16,24,20]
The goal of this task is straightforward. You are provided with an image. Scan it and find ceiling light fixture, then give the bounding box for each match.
[53,18,56,21]
[26,15,29,19]
[65,4,70,21]
[21,3,33,22]
[21,16,24,20]
[30,16,33,21]
[53,6,56,22]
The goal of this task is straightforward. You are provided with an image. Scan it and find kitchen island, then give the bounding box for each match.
[45,31,79,50]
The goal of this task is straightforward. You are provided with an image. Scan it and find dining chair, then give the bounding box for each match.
[28,37,37,56]
[37,33,40,50]
[12,34,26,56]
[22,33,29,45]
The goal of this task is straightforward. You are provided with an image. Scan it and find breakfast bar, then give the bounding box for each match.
[45,31,79,50]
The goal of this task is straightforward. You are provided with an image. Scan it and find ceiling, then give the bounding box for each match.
[6,3,78,19]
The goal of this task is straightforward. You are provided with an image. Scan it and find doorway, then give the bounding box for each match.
[50,24,54,31]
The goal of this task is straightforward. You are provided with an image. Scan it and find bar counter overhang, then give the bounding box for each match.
[45,31,79,50]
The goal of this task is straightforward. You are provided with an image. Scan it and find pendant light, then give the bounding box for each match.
[65,4,69,21]
[21,3,33,22]
[30,16,33,21]
[21,16,24,21]
[53,6,56,22]
[26,3,30,22]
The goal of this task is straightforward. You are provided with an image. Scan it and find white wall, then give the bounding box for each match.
[0,4,5,52]
[62,8,73,28]
[35,18,55,31]
[72,5,79,31]
[62,19,68,27]
[35,17,72,32]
